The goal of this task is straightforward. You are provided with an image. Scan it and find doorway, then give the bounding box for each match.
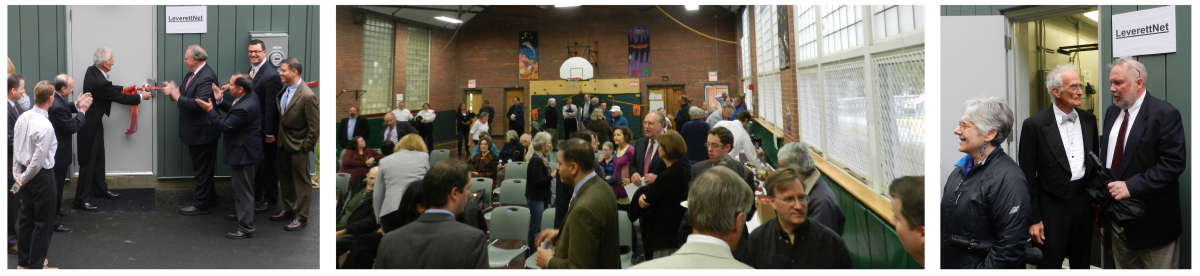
[464,89,483,113]
[704,84,730,109]
[504,87,525,133]
[651,86,685,121]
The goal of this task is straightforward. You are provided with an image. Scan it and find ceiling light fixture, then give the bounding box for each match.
[1083,11,1098,22]
[435,16,463,24]
[555,5,580,8]
[686,5,699,11]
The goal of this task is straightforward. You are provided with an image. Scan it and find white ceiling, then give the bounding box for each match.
[352,5,743,30]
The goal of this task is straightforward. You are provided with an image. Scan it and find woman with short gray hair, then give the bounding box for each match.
[941,96,1029,269]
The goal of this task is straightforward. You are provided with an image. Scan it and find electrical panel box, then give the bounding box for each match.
[250,32,289,68]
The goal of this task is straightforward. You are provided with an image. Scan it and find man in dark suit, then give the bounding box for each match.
[271,58,320,231]
[628,111,667,260]
[376,159,487,269]
[338,106,368,149]
[76,48,150,211]
[1017,65,1099,269]
[507,96,525,135]
[1100,58,1185,269]
[247,39,284,214]
[381,112,418,146]
[8,73,26,254]
[48,75,93,233]
[195,75,263,239]
[162,45,220,216]
[534,138,621,269]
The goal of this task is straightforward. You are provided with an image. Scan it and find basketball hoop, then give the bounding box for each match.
[568,78,581,92]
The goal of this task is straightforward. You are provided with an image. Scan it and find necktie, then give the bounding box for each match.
[1112,110,1130,176]
[250,67,256,78]
[231,98,238,107]
[281,89,291,113]
[386,126,394,142]
[184,72,195,93]
[644,140,655,175]
[1063,112,1078,124]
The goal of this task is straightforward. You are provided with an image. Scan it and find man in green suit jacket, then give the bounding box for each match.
[534,138,621,269]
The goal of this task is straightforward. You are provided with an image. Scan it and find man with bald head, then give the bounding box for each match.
[381,111,418,145]
[48,74,92,232]
[1100,57,1185,269]
[76,47,151,211]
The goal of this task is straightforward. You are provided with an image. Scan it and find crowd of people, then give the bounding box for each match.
[7,40,319,269]
[335,93,925,269]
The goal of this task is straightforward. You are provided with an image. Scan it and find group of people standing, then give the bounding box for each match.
[8,40,319,269]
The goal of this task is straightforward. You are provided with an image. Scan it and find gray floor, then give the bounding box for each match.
[8,185,320,269]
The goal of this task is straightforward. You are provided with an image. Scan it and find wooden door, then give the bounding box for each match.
[465,90,483,114]
[664,87,685,121]
[505,88,526,133]
[705,85,729,109]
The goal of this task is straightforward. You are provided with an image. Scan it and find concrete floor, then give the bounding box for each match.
[8,180,320,269]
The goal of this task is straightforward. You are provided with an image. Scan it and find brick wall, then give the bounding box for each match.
[335,8,363,120]
[780,6,799,142]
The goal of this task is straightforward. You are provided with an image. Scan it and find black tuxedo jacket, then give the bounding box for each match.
[1100,93,1185,250]
[82,65,142,118]
[209,92,263,166]
[49,93,87,167]
[176,64,220,145]
[251,61,283,138]
[1018,106,1098,223]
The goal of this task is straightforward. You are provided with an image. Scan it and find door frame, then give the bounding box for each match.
[504,87,526,133]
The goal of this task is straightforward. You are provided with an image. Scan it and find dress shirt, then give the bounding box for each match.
[713,120,764,168]
[470,120,489,141]
[1052,106,1085,180]
[1106,91,1146,169]
[250,60,265,79]
[568,171,598,208]
[424,208,455,219]
[393,108,413,122]
[686,234,731,250]
[280,78,302,112]
[12,107,57,185]
[417,109,437,123]
[383,125,398,144]
[562,103,579,119]
[346,116,358,138]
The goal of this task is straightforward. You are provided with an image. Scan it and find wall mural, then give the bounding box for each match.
[520,31,539,79]
[629,26,650,77]
[777,5,790,69]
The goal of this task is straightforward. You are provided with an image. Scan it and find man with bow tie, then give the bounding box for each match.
[1017,64,1099,269]
[163,44,221,216]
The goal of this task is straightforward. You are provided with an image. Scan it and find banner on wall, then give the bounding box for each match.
[777,5,790,69]
[166,6,207,34]
[519,31,539,79]
[1112,5,1176,57]
[629,26,650,77]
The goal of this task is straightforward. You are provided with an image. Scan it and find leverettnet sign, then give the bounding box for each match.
[166,6,207,34]
[1112,5,1175,57]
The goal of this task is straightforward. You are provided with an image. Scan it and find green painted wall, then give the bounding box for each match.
[940,5,1022,16]
[156,5,320,177]
[7,5,67,99]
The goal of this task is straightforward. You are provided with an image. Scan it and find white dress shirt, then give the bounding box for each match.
[685,234,731,251]
[416,108,437,123]
[470,119,489,141]
[1053,106,1085,180]
[561,103,579,119]
[713,120,765,168]
[250,60,265,79]
[393,108,413,122]
[12,107,57,185]
[1105,91,1146,169]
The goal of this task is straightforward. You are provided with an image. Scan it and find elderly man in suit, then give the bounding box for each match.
[1018,64,1098,269]
[271,58,320,231]
[628,111,667,260]
[632,166,754,269]
[338,106,368,149]
[1101,57,1185,269]
[534,138,621,269]
[163,44,220,216]
[381,112,418,145]
[8,73,26,254]
[196,74,262,239]
[247,39,284,214]
[48,74,93,233]
[75,47,151,211]
[375,159,486,269]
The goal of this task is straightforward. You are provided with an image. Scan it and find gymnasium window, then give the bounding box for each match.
[741,11,751,78]
[405,26,431,108]
[754,5,784,127]
[793,5,925,194]
[360,14,394,115]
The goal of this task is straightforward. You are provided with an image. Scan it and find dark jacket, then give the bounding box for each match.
[547,175,622,269]
[680,119,711,162]
[498,140,526,163]
[543,105,558,127]
[250,61,283,139]
[807,178,845,236]
[1018,106,1099,224]
[49,93,86,168]
[338,116,369,148]
[525,153,554,202]
[674,103,691,132]
[586,119,612,145]
[176,64,220,145]
[81,65,141,117]
[641,160,691,251]
[208,92,263,166]
[8,102,22,183]
[337,177,379,236]
[1099,93,1185,250]
[376,212,488,269]
[941,148,1029,269]
[631,136,666,177]
[741,217,853,269]
[507,103,525,130]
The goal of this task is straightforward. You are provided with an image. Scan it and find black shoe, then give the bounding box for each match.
[254,202,277,213]
[74,202,98,211]
[58,210,69,217]
[226,213,238,220]
[54,224,72,232]
[225,230,255,239]
[96,191,120,199]
[179,205,211,216]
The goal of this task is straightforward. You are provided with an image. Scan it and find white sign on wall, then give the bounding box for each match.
[166,6,208,34]
[1112,5,1175,57]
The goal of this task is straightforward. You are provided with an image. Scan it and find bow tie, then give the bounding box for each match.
[1062,112,1078,124]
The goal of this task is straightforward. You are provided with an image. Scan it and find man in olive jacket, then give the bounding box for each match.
[534,138,620,269]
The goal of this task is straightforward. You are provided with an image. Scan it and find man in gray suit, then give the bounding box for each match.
[632,166,754,269]
[375,159,487,269]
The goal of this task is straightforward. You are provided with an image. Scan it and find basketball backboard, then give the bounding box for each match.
[559,57,594,80]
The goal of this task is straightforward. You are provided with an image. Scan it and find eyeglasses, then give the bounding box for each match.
[705,142,725,149]
[1065,83,1083,91]
[249,50,265,54]
[775,194,808,206]
[957,121,976,130]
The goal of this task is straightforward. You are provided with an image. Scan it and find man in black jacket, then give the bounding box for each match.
[338,106,369,149]
[196,75,262,239]
[507,96,525,135]
[543,98,558,151]
[8,73,26,253]
[1100,57,1185,268]
[1017,65,1098,269]
[336,167,379,257]
[247,39,284,214]
[76,48,150,211]
[162,45,220,215]
[48,75,93,232]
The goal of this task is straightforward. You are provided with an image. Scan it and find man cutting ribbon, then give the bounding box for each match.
[74,47,152,212]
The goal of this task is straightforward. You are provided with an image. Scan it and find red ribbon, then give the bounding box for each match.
[120,86,163,135]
